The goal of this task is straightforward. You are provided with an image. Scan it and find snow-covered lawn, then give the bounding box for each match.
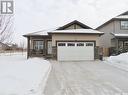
[0,53,51,95]
[106,52,128,72]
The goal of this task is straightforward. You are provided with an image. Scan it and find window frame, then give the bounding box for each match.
[67,43,75,46]
[76,43,84,46]
[58,43,66,46]
[33,40,44,50]
[120,20,128,30]
[86,42,94,46]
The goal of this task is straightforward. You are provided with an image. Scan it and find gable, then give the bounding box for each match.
[96,11,128,30]
[57,20,92,30]
[119,11,128,16]
[64,24,85,30]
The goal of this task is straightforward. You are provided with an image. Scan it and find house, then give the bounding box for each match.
[97,11,128,56]
[23,20,104,61]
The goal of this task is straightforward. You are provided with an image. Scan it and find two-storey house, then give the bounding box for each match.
[97,11,128,56]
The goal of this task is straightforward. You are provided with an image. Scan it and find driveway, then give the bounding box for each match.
[44,61,128,95]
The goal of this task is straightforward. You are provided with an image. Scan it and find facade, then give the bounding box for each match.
[97,11,128,56]
[23,20,103,61]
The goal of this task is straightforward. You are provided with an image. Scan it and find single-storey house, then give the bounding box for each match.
[23,20,104,61]
[97,11,128,56]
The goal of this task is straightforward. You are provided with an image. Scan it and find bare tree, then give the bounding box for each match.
[20,41,25,55]
[0,15,14,43]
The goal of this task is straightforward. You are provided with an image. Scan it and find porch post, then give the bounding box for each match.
[27,37,30,59]
[117,39,119,54]
[44,39,46,57]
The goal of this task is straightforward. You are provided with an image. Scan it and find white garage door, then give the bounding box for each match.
[57,42,94,61]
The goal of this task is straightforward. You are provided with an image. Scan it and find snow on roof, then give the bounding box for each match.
[48,29,104,34]
[25,30,48,36]
[114,15,128,19]
[113,33,128,37]
[24,28,58,36]
[24,29,104,37]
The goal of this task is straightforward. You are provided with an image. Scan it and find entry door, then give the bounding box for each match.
[47,41,52,54]
[57,42,94,61]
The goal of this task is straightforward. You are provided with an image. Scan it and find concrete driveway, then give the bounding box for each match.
[44,61,128,95]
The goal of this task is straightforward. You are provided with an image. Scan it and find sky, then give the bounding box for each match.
[14,0,128,45]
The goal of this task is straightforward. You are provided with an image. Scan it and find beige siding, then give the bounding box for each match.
[115,20,128,34]
[76,24,83,29]
[98,20,128,48]
[52,34,100,46]
[65,25,74,29]
[65,24,83,29]
[98,21,115,48]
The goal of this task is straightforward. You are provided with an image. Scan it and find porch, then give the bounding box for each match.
[27,36,52,58]
[110,38,128,55]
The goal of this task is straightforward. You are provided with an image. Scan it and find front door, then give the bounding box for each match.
[47,41,52,54]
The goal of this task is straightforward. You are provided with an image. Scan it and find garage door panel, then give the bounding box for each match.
[58,46,76,61]
[57,42,94,61]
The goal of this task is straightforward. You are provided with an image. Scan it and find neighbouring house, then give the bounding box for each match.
[23,20,104,61]
[0,42,11,51]
[97,11,128,56]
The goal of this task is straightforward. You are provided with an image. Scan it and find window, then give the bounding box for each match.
[124,41,128,46]
[121,21,128,29]
[86,43,93,46]
[34,40,44,50]
[67,43,75,46]
[58,43,66,46]
[77,43,84,46]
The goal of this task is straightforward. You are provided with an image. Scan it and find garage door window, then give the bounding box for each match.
[68,43,75,46]
[77,43,84,46]
[58,43,66,46]
[86,43,93,46]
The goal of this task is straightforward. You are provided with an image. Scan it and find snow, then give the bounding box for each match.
[113,34,128,37]
[24,28,58,36]
[0,53,51,95]
[48,29,104,34]
[25,30,48,36]
[24,29,104,36]
[106,52,128,72]
[114,15,128,19]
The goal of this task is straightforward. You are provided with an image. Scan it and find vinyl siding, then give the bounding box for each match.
[65,24,83,29]
[52,34,100,46]
[98,21,115,48]
[114,20,128,34]
[98,20,128,48]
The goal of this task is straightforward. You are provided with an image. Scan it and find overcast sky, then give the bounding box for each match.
[14,0,128,45]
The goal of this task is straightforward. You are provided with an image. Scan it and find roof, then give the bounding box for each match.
[48,29,104,35]
[96,11,128,29]
[23,20,95,37]
[57,20,92,30]
[118,11,128,16]
[24,29,104,37]
[114,15,128,19]
[112,33,128,38]
[23,29,54,37]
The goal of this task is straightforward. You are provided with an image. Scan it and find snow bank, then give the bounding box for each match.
[106,52,128,71]
[0,54,51,95]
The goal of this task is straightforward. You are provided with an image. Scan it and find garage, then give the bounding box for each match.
[57,42,94,61]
